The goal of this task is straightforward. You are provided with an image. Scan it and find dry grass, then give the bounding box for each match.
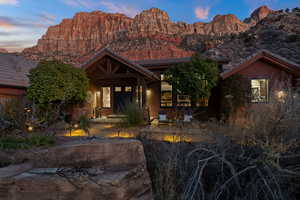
[140,90,300,200]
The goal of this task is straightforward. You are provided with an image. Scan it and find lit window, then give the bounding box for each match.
[177,95,191,107]
[251,79,269,103]
[102,87,111,108]
[95,91,101,107]
[160,74,173,107]
[125,86,132,92]
[197,97,209,107]
[114,87,121,92]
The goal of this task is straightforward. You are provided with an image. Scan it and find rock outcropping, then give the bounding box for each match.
[0,48,8,53]
[23,6,272,62]
[0,139,153,200]
[244,6,273,25]
[206,8,300,69]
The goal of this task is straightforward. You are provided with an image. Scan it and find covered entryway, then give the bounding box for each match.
[113,86,133,113]
[81,48,159,118]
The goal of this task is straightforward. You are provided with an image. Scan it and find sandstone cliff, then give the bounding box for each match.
[244,6,273,25]
[23,6,272,62]
[0,48,8,53]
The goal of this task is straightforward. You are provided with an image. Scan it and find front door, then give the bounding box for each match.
[113,86,133,113]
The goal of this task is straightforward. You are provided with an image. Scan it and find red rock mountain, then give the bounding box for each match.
[23,6,272,62]
[0,48,8,53]
[244,6,273,25]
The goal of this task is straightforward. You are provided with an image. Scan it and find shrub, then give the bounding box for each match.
[0,97,28,134]
[140,90,300,200]
[79,115,91,135]
[164,54,219,105]
[123,103,145,127]
[27,60,89,108]
[220,74,251,119]
[0,135,55,150]
[286,34,300,42]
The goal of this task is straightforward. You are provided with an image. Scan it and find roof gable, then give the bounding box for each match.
[81,48,159,81]
[221,50,300,79]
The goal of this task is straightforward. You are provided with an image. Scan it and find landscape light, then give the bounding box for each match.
[28,126,34,132]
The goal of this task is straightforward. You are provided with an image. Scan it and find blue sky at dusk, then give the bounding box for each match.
[0,0,299,52]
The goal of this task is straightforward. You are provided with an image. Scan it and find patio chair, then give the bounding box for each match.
[183,109,193,123]
[158,111,169,124]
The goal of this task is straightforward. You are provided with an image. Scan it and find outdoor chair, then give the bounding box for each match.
[158,111,169,124]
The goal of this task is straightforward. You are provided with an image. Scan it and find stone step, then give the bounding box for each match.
[107,114,127,119]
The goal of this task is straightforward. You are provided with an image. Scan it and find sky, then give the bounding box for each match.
[0,0,299,52]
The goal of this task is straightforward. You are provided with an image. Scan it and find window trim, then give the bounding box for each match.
[250,77,270,104]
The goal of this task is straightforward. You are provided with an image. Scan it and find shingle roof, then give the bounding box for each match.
[0,53,37,88]
[221,50,300,79]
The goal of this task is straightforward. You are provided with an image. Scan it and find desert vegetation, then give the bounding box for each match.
[140,89,300,200]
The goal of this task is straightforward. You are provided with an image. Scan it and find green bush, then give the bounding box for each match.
[0,135,55,150]
[123,103,145,127]
[0,98,28,134]
[286,34,300,42]
[27,60,89,107]
[164,54,219,105]
[79,115,91,135]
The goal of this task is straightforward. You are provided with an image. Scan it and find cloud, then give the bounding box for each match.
[0,16,55,30]
[62,0,96,9]
[244,0,278,9]
[62,0,139,17]
[0,14,56,52]
[0,0,18,5]
[195,7,210,20]
[37,13,57,24]
[0,40,35,52]
[100,1,139,17]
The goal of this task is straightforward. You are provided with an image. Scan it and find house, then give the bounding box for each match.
[221,50,300,103]
[79,48,300,120]
[1,49,299,120]
[0,53,36,104]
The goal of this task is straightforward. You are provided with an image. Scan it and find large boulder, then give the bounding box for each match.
[0,139,153,200]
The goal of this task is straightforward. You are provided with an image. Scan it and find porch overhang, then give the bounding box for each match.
[81,48,160,82]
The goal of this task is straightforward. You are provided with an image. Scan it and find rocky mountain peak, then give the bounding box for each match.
[0,48,8,53]
[133,7,171,25]
[244,5,273,24]
[22,6,275,62]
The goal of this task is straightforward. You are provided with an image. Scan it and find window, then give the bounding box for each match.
[177,95,191,107]
[251,79,269,103]
[160,74,173,107]
[102,87,111,108]
[197,97,209,107]
[114,87,121,92]
[95,91,101,107]
[125,86,132,92]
